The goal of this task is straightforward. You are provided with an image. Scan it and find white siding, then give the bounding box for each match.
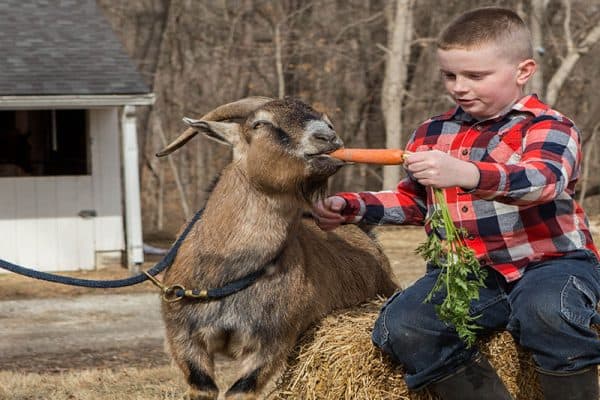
[90,108,124,253]
[0,107,125,272]
[0,176,94,271]
[35,177,59,269]
[0,179,18,268]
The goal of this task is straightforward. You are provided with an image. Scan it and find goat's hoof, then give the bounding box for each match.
[224,393,258,400]
[186,388,218,400]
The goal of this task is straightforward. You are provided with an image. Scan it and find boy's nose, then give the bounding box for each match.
[452,76,469,93]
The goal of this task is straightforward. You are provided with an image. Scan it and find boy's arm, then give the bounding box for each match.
[470,117,580,205]
[337,176,428,225]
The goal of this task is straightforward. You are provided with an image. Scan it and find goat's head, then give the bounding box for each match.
[157,97,345,200]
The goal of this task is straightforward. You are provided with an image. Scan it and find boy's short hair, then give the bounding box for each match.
[437,7,533,62]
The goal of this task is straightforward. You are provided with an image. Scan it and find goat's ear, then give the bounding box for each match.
[322,113,334,128]
[182,117,240,147]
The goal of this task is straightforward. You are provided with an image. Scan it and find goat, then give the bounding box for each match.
[157,96,397,400]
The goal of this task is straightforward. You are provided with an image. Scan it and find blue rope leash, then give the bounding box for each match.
[0,208,204,288]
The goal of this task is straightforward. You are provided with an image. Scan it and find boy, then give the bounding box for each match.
[312,7,600,400]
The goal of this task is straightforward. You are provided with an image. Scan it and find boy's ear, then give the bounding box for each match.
[516,59,537,86]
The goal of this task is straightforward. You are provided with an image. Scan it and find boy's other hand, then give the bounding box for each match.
[404,150,480,189]
[312,196,347,231]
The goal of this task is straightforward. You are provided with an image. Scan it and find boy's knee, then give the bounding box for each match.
[372,308,433,365]
[372,293,448,360]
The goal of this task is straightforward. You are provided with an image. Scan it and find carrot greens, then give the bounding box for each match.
[415,188,487,347]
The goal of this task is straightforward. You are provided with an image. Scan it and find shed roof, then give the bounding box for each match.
[0,0,151,97]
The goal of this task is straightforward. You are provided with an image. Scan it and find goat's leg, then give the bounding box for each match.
[224,342,291,400]
[185,354,219,400]
[165,329,219,400]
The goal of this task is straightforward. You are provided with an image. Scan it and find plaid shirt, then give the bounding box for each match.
[339,95,598,282]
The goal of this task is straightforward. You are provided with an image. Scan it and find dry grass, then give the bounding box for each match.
[0,366,187,400]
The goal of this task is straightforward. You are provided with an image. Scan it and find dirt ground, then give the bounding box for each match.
[0,226,426,376]
[1,219,599,382]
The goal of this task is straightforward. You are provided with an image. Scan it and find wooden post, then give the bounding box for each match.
[121,105,144,270]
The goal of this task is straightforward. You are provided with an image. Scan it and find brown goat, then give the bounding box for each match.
[157,97,397,400]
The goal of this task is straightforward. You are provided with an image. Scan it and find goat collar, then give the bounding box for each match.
[145,249,285,303]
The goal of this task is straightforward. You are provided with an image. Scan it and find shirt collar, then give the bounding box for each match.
[433,94,548,123]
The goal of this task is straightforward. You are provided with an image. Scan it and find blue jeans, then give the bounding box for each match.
[372,250,600,390]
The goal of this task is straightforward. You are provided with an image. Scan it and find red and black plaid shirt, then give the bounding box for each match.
[339,95,598,282]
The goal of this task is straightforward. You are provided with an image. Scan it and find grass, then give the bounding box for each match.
[0,366,187,400]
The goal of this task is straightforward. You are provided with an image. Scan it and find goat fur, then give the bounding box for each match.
[159,97,397,399]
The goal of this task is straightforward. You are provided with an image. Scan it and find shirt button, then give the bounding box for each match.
[461,206,469,212]
[461,149,469,156]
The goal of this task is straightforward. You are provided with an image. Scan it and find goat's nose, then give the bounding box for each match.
[312,129,338,144]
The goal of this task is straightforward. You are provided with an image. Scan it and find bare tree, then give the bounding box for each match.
[102,0,600,233]
[545,0,600,106]
[381,0,414,190]
[528,0,549,97]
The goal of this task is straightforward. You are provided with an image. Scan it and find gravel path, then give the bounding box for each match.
[0,293,169,372]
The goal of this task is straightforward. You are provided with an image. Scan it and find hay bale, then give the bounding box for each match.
[275,299,548,400]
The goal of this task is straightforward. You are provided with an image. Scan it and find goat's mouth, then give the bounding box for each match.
[304,152,331,159]
[304,149,345,177]
[303,145,342,160]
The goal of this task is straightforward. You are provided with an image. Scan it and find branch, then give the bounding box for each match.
[410,37,436,47]
[581,185,600,198]
[545,3,600,105]
[333,11,383,42]
[376,43,390,54]
[563,0,574,52]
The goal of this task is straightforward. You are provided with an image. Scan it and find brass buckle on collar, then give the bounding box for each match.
[143,271,208,302]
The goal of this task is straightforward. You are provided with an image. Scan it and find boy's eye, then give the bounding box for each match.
[441,72,456,80]
[467,73,483,80]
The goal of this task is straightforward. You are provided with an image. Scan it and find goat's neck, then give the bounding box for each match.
[198,165,302,266]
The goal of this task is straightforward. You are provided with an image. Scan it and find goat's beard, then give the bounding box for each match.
[300,178,329,205]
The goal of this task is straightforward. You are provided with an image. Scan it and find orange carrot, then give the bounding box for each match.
[329,148,407,165]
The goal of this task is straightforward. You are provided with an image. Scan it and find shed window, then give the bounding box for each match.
[0,110,89,177]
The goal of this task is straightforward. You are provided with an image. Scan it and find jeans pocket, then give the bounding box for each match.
[561,275,599,328]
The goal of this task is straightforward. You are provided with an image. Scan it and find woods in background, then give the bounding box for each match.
[98,0,600,235]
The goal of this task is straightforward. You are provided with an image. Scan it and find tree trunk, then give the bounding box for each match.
[381,0,413,190]
[529,0,547,97]
[275,24,285,99]
[545,0,600,106]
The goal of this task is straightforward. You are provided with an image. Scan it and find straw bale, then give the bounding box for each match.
[274,298,599,400]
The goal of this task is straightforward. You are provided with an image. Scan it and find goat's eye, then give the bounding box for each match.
[252,120,271,130]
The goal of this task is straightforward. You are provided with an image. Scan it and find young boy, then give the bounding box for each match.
[313,7,600,400]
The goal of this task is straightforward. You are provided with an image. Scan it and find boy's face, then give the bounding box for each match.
[437,44,534,120]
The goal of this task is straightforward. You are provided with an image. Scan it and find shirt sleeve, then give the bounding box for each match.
[471,116,581,205]
[337,176,428,225]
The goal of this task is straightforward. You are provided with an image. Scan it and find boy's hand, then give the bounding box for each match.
[312,196,347,231]
[404,150,480,189]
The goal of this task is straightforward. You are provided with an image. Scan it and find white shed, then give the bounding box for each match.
[0,0,154,272]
